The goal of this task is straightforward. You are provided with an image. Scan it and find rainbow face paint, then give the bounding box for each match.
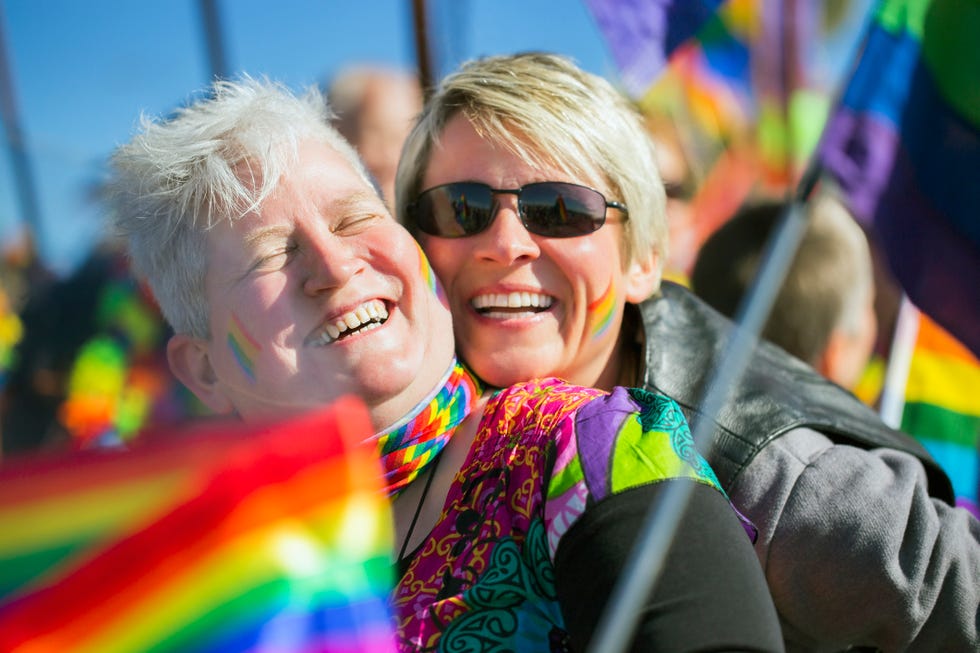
[226,313,261,382]
[587,282,616,340]
[416,241,447,305]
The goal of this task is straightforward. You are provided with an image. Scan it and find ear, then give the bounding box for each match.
[816,328,862,391]
[814,335,838,380]
[624,250,662,304]
[166,334,235,415]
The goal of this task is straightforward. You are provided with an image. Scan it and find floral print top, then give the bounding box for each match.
[392,378,727,652]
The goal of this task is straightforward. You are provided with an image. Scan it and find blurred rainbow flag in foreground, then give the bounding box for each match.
[0,396,397,652]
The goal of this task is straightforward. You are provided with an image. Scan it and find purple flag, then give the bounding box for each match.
[817,0,980,357]
[585,0,726,97]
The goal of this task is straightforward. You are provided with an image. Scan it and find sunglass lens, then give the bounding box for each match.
[416,183,494,237]
[521,183,604,237]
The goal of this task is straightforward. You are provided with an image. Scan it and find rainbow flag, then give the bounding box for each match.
[817,0,980,357]
[887,306,980,517]
[585,0,727,97]
[0,396,397,652]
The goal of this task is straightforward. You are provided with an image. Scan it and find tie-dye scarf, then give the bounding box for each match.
[369,357,483,498]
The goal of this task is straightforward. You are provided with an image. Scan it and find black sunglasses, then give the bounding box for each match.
[409,181,628,239]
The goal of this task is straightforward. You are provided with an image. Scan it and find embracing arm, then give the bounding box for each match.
[554,480,785,652]
[730,427,980,651]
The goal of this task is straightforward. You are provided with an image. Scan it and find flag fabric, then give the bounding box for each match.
[816,0,980,357]
[0,396,398,653]
[886,305,980,517]
[585,0,727,97]
[0,427,228,599]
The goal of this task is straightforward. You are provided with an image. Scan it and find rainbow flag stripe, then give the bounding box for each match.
[900,312,980,515]
[0,428,234,598]
[0,396,397,652]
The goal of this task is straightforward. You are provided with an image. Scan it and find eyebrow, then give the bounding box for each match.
[240,190,385,248]
[330,190,386,214]
[242,225,291,250]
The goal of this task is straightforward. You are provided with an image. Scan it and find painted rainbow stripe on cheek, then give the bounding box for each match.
[587,282,616,340]
[416,241,447,304]
[226,313,261,382]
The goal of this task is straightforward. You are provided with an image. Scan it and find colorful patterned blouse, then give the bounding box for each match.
[392,378,727,652]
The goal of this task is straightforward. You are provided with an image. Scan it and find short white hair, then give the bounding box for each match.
[106,75,373,338]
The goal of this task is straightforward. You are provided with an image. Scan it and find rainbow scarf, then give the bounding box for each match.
[0,396,398,652]
[369,357,483,498]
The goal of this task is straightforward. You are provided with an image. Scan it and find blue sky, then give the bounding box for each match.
[0,0,618,277]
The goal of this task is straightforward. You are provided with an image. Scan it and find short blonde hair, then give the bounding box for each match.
[395,52,667,271]
[691,192,875,365]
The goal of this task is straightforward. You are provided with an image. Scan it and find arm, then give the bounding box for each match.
[729,427,980,651]
[554,480,785,652]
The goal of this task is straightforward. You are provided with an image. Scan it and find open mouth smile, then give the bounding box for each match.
[309,299,389,345]
[471,291,554,318]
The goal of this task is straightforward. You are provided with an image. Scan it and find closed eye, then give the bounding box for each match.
[251,243,298,272]
[333,213,384,235]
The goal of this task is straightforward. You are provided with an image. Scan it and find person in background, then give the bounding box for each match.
[690,192,878,391]
[644,112,700,284]
[105,75,782,652]
[0,240,197,456]
[327,65,423,207]
[395,51,980,652]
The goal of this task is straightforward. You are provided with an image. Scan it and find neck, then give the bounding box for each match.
[367,356,482,498]
[603,303,644,390]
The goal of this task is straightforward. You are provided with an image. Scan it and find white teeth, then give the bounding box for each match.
[472,292,554,311]
[315,299,389,345]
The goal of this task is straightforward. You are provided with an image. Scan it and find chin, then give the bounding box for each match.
[359,355,432,397]
[470,359,541,389]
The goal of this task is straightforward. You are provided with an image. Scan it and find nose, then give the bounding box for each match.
[472,194,540,264]
[301,233,363,295]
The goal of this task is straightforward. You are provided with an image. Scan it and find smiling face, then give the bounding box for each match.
[169,139,454,428]
[416,114,657,390]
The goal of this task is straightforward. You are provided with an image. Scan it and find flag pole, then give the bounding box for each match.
[198,0,229,80]
[411,0,435,101]
[587,157,822,653]
[0,5,45,257]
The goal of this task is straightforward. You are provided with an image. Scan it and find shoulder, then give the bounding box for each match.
[482,377,605,433]
[543,384,739,556]
[538,384,723,504]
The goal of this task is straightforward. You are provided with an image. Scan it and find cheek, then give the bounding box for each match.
[224,311,263,382]
[548,236,620,291]
[414,240,448,307]
[214,282,296,381]
[585,280,619,341]
[417,237,469,303]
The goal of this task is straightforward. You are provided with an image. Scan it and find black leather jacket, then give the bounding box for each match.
[637,281,954,504]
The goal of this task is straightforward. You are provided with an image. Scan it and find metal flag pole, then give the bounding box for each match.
[0,4,44,256]
[411,0,435,101]
[198,0,229,81]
